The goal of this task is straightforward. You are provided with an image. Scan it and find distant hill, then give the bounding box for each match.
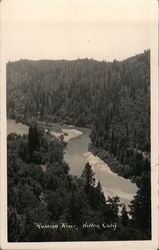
[7,50,151,241]
[7,50,150,166]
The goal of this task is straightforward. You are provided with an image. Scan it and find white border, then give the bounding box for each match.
[0,0,158,249]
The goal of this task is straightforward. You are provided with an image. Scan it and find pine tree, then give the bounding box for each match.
[129,173,151,232]
[94,181,106,209]
[28,122,40,158]
[81,162,95,193]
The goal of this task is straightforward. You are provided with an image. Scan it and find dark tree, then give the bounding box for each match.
[81,162,95,192]
[129,173,151,234]
[28,122,40,158]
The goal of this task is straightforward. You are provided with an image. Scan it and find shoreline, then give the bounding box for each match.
[7,118,137,206]
[7,118,137,185]
[89,144,138,185]
[50,128,83,143]
[84,151,137,207]
[8,118,137,184]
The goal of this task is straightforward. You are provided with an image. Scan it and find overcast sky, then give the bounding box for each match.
[3,0,153,62]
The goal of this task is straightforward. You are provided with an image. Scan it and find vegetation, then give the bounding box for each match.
[7,50,150,178]
[8,125,150,241]
[7,51,149,128]
[7,50,151,241]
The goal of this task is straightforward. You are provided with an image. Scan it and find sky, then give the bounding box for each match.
[2,0,154,62]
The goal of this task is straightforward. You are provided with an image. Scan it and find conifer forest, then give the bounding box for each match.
[7,50,151,241]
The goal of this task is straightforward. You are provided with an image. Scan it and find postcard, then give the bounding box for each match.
[0,0,158,249]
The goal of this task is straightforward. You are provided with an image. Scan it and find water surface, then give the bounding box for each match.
[63,127,137,207]
[7,119,137,207]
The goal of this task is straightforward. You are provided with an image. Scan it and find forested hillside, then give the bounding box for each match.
[8,125,150,241]
[7,50,150,179]
[7,51,150,131]
[7,51,151,240]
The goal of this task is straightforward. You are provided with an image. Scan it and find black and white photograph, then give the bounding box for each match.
[0,0,158,249]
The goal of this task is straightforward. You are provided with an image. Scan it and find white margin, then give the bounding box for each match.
[0,0,158,249]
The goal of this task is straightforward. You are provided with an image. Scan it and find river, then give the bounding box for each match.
[7,119,137,207]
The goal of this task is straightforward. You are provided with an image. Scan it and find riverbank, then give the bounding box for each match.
[84,151,137,207]
[7,119,137,207]
[7,124,142,241]
[89,145,137,185]
[7,118,83,147]
[7,119,29,135]
[51,128,83,143]
[7,119,135,184]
